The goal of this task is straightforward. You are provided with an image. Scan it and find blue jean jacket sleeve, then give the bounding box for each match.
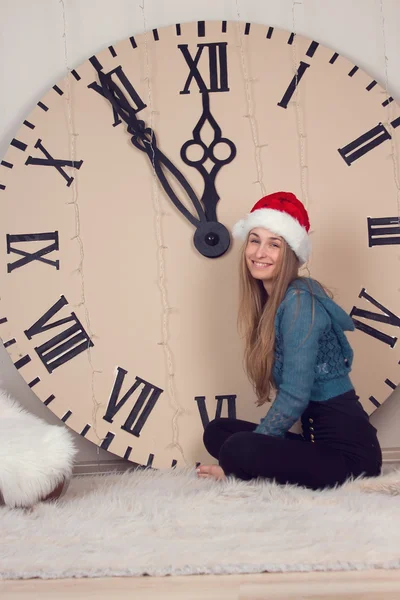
[254,290,330,437]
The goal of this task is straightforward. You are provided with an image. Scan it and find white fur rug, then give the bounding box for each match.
[1,466,400,580]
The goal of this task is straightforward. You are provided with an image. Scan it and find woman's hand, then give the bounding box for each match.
[196,465,226,480]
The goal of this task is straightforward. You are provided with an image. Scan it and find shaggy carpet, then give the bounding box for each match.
[1,467,400,579]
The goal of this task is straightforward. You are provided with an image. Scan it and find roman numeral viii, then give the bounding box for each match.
[24,295,94,373]
[195,394,237,429]
[350,288,400,348]
[179,42,229,94]
[103,367,163,437]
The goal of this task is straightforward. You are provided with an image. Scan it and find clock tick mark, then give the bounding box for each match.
[80,424,91,437]
[152,29,159,41]
[382,97,394,107]
[1,160,13,169]
[28,377,40,388]
[61,410,72,422]
[288,32,295,45]
[23,120,35,129]
[101,431,115,450]
[198,21,205,37]
[37,101,49,111]
[129,36,137,49]
[366,80,377,91]
[3,338,16,348]
[89,56,102,71]
[0,317,8,324]
[266,26,274,39]
[44,395,55,406]
[385,379,397,390]
[108,45,117,57]
[14,354,31,369]
[222,21,227,33]
[329,52,339,64]
[348,66,359,77]
[306,41,319,58]
[146,454,154,467]
[11,138,27,152]
[124,446,132,460]
[369,396,381,408]
[245,23,251,35]
[176,23,181,36]
[53,85,63,96]
[71,69,81,81]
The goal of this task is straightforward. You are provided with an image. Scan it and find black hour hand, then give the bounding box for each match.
[98,71,230,258]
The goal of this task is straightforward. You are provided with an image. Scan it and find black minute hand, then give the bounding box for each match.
[98,70,230,258]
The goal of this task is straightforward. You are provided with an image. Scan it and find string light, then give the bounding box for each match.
[235,0,267,198]
[139,0,186,465]
[59,0,103,462]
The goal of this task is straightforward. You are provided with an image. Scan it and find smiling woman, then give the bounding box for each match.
[198,191,382,490]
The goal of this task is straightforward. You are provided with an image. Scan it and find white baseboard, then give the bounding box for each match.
[72,448,400,477]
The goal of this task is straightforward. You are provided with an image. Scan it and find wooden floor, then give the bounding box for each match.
[2,569,400,599]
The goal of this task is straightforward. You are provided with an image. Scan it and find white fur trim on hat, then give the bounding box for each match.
[232,208,311,265]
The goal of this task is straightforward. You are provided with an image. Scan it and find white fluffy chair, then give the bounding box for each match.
[0,390,77,508]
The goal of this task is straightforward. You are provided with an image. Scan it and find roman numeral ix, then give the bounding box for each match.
[7,232,59,272]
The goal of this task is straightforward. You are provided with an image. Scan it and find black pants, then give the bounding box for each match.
[203,390,382,490]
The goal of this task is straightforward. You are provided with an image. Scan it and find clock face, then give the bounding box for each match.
[0,20,399,468]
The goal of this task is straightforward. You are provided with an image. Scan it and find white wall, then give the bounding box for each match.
[0,0,399,462]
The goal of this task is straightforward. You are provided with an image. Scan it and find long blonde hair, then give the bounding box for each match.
[237,236,331,406]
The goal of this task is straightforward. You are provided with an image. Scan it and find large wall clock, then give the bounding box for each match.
[0,21,399,468]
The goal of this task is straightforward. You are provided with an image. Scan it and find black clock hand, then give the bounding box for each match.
[98,70,230,258]
[181,91,236,223]
[98,70,204,229]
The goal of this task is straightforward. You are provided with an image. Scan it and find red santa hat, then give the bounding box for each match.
[232,192,311,265]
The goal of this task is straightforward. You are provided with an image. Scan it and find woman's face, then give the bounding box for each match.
[245,227,283,284]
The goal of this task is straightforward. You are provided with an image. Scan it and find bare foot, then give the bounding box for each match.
[196,464,226,481]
